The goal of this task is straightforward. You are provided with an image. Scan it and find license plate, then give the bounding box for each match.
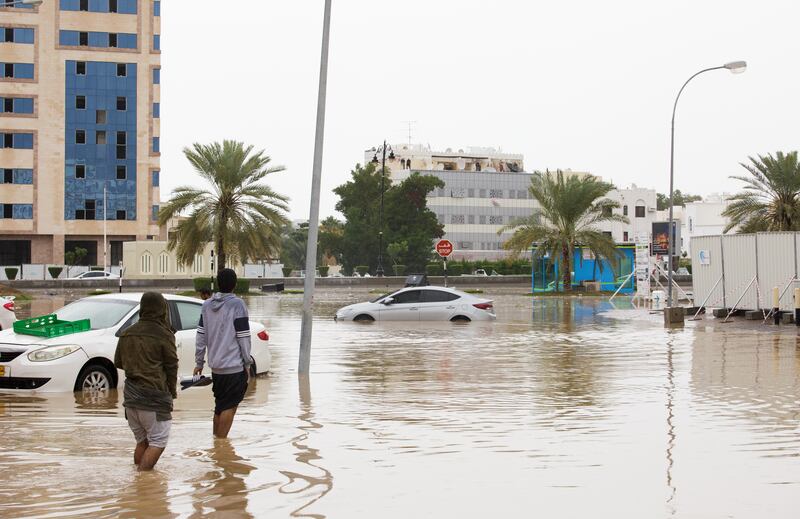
[0,366,7,377]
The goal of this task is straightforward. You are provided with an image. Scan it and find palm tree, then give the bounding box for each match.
[722,151,800,233]
[158,140,290,272]
[501,170,628,291]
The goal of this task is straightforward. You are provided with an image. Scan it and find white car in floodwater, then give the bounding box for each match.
[335,286,496,322]
[0,293,271,392]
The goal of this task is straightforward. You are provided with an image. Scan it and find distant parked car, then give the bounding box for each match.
[473,269,488,276]
[0,296,16,331]
[67,271,119,281]
[335,286,496,322]
[676,267,690,276]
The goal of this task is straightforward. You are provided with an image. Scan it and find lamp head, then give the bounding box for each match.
[724,61,747,74]
[388,150,395,160]
[371,154,379,164]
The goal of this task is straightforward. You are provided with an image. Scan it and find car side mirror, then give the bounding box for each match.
[382,297,394,305]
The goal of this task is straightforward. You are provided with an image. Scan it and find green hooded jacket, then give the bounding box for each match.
[114,292,178,400]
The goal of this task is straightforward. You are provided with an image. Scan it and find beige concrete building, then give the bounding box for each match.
[0,0,161,268]
[123,241,246,280]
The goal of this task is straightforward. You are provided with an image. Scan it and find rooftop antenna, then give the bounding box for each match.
[402,120,416,145]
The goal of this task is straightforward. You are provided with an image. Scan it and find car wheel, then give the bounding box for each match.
[450,315,471,323]
[353,314,375,322]
[76,364,114,392]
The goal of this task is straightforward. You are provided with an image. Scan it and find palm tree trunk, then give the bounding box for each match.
[562,245,572,292]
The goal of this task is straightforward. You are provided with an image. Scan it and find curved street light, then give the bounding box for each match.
[667,61,746,309]
[371,141,395,277]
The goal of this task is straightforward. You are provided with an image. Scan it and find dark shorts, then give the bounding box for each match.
[212,371,248,415]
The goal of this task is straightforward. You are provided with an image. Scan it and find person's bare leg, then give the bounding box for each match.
[214,407,237,438]
[134,441,148,466]
[213,413,220,437]
[138,447,165,471]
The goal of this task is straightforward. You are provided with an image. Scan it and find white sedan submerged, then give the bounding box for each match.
[0,293,271,392]
[335,286,496,322]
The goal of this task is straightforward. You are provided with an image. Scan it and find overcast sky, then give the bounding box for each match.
[160,0,799,220]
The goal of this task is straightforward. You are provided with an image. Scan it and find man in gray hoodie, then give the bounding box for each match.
[194,268,252,438]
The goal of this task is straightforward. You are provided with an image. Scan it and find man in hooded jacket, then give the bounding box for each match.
[114,292,178,471]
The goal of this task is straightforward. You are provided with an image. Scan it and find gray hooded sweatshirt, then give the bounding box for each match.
[195,292,252,375]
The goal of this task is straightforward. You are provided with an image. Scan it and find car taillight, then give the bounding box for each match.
[257,330,269,341]
[473,303,493,310]
[2,302,13,311]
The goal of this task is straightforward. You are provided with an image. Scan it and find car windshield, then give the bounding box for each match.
[55,299,138,330]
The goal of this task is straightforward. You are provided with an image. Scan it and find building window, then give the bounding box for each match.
[152,137,159,153]
[2,27,34,44]
[79,0,88,11]
[152,102,160,118]
[116,96,126,111]
[1,132,32,149]
[116,145,126,159]
[141,252,152,274]
[116,210,126,220]
[0,97,33,114]
[450,215,465,224]
[76,61,86,75]
[2,203,10,218]
[489,215,504,224]
[75,95,85,110]
[75,129,86,144]
[467,188,474,198]
[151,205,159,221]
[158,252,169,274]
[116,63,126,77]
[518,190,527,199]
[689,217,693,232]
[479,215,486,224]
[75,164,85,179]
[154,0,160,16]
[635,205,645,218]
[623,205,628,216]
[151,170,159,187]
[78,31,88,46]
[153,67,160,84]
[468,215,475,224]
[623,231,629,242]
[2,62,34,79]
[508,190,516,200]
[479,189,486,198]
[1,168,9,183]
[489,189,503,198]
[116,165,126,180]
[603,231,612,237]
[85,199,95,220]
[153,34,160,50]
[0,203,32,219]
[108,33,117,48]
[96,110,106,124]
[109,0,117,12]
[95,130,106,145]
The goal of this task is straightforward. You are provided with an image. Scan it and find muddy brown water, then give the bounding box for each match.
[1,289,799,518]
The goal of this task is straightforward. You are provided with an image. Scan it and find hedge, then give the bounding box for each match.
[192,277,250,294]
[318,266,329,277]
[4,267,17,280]
[282,267,293,278]
[447,263,464,276]
[355,265,369,276]
[392,264,406,276]
[48,266,63,279]
[426,263,443,276]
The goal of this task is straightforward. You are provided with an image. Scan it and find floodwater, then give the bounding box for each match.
[2,289,800,518]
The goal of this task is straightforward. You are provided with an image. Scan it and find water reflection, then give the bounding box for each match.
[280,375,333,519]
[189,439,255,518]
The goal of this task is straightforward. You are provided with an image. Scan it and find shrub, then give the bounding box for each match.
[426,263,443,276]
[4,267,18,280]
[282,267,293,278]
[193,277,213,292]
[355,265,369,276]
[90,266,104,271]
[234,279,250,294]
[318,266,329,277]
[48,266,63,279]
[392,264,406,276]
[447,263,464,276]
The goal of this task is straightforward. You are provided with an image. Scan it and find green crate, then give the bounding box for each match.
[13,314,91,338]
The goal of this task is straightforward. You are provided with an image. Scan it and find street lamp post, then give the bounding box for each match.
[371,141,395,277]
[667,60,746,309]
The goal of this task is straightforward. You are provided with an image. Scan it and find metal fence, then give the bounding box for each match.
[691,232,800,311]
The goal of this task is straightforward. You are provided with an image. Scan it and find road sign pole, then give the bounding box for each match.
[443,256,447,287]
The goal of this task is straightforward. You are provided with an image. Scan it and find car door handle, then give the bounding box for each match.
[446,306,456,309]
[409,307,418,311]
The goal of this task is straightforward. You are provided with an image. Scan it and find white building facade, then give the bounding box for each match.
[600,184,658,243]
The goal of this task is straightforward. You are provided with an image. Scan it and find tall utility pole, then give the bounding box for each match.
[103,184,108,272]
[299,0,332,375]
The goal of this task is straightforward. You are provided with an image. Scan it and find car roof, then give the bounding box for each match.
[79,293,201,303]
[395,285,465,295]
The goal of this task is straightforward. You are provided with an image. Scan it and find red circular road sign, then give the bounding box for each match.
[436,239,454,257]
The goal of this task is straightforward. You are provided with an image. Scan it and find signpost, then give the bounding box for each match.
[436,239,453,287]
[634,232,651,301]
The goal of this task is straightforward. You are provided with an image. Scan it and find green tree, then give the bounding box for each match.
[158,140,289,272]
[318,216,344,265]
[501,170,627,291]
[334,165,444,273]
[333,163,384,274]
[722,151,800,233]
[280,223,308,270]
[656,189,703,210]
[64,246,87,277]
[384,172,444,272]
